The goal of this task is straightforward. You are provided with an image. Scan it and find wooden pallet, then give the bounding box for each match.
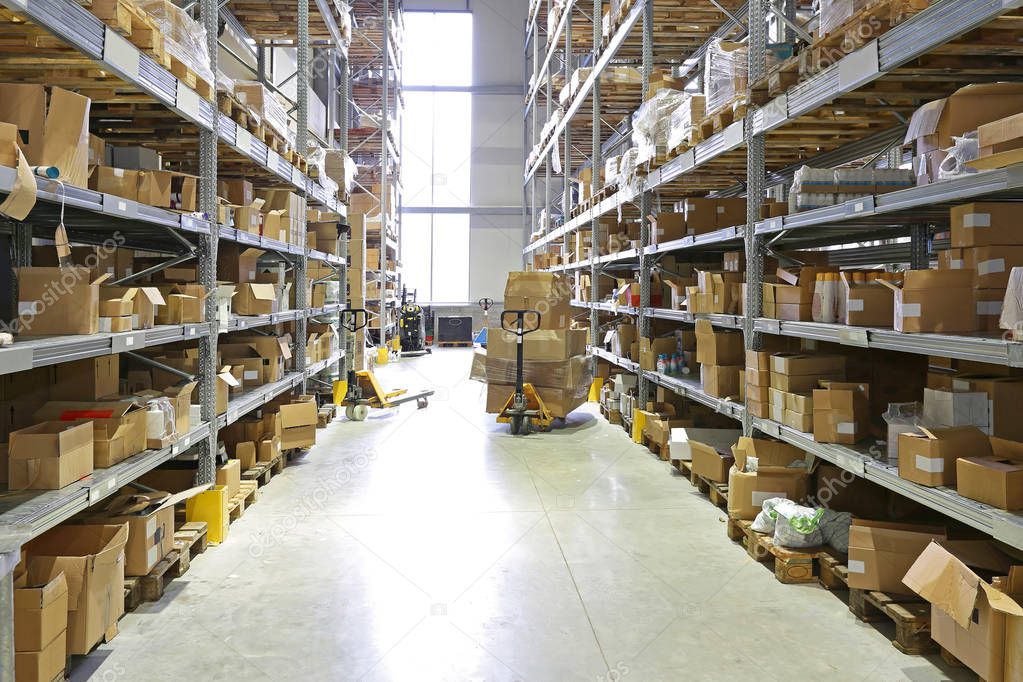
[317,406,335,428]
[727,518,825,584]
[670,457,692,479]
[816,555,935,655]
[242,455,285,487]
[692,474,729,508]
[641,434,669,461]
[227,481,259,521]
[599,404,623,425]
[174,521,208,560]
[129,549,187,605]
[806,0,930,76]
[167,55,214,101]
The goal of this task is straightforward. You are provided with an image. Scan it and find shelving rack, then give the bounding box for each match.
[523,0,1023,554]
[348,0,403,346]
[0,0,367,675]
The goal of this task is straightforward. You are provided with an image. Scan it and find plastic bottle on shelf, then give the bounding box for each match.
[669,354,679,376]
[679,352,691,375]
[656,354,668,375]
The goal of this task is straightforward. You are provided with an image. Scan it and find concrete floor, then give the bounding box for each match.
[74,348,971,682]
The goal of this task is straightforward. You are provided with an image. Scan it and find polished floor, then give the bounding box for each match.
[76,348,970,681]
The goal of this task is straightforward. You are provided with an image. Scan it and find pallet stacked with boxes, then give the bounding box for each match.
[524,0,1023,676]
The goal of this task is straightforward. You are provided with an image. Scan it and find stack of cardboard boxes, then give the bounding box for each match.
[484,272,590,418]
[348,213,368,370]
[726,437,810,520]
[695,320,743,398]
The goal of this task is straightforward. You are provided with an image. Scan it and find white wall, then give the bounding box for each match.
[406,0,528,303]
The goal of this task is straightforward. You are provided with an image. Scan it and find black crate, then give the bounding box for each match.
[436,316,473,343]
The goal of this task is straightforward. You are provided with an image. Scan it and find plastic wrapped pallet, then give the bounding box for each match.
[138,0,214,85]
[704,39,748,116]
[323,149,358,197]
[632,89,685,162]
[234,81,295,147]
[667,94,706,151]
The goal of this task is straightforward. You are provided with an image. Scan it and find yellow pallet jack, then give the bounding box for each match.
[496,309,554,435]
[334,309,433,421]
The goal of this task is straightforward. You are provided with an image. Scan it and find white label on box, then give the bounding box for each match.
[953,379,971,392]
[146,516,157,537]
[147,545,160,570]
[978,301,1003,316]
[716,206,724,214]
[104,27,139,80]
[916,455,944,473]
[248,270,256,280]
[236,128,252,154]
[244,370,258,380]
[771,356,783,373]
[17,301,37,315]
[950,259,963,269]
[131,314,139,327]
[99,317,112,333]
[901,303,921,318]
[847,298,864,312]
[847,559,866,574]
[837,422,856,434]
[963,213,991,228]
[113,168,124,177]
[978,259,1005,276]
[751,491,786,507]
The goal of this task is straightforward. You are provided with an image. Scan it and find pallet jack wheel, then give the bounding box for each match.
[346,405,369,422]
[417,397,428,409]
[509,414,523,435]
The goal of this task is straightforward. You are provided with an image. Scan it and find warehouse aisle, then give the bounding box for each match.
[76,349,969,682]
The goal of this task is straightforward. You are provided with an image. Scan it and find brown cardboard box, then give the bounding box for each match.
[135,381,197,438]
[812,382,870,445]
[649,213,686,244]
[503,272,572,329]
[714,198,747,229]
[0,84,91,188]
[218,245,265,284]
[727,467,809,520]
[89,167,140,201]
[951,376,1023,442]
[229,335,292,383]
[217,459,241,499]
[957,437,1023,510]
[279,401,317,449]
[746,399,768,419]
[695,319,743,366]
[846,520,947,595]
[951,203,1021,248]
[16,267,108,335]
[978,112,1023,156]
[906,83,1023,157]
[732,437,806,471]
[101,287,165,330]
[214,366,240,415]
[639,337,678,371]
[8,421,93,490]
[53,356,118,401]
[35,399,147,468]
[977,289,1004,331]
[769,372,839,393]
[483,354,591,392]
[487,328,587,362]
[88,485,206,576]
[682,198,718,234]
[770,353,846,377]
[14,571,67,654]
[903,542,1023,682]
[884,269,976,333]
[939,247,965,271]
[223,178,253,206]
[235,441,257,470]
[98,316,132,333]
[233,283,278,316]
[164,293,204,324]
[963,246,1023,288]
[746,350,770,372]
[840,274,895,327]
[701,364,741,399]
[136,170,173,207]
[170,172,197,212]
[746,368,770,387]
[485,384,585,418]
[24,523,129,655]
[898,426,991,487]
[689,440,734,483]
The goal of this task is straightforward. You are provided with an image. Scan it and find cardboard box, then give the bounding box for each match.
[488,328,587,362]
[35,399,148,468]
[667,428,742,462]
[951,203,1021,248]
[109,145,160,171]
[231,335,293,383]
[223,178,253,206]
[884,269,976,333]
[957,438,1023,510]
[903,542,1023,682]
[727,467,809,520]
[89,485,206,575]
[15,631,65,682]
[135,381,197,438]
[923,387,989,430]
[689,440,734,483]
[846,520,947,595]
[233,282,278,316]
[53,356,118,401]
[279,400,317,449]
[951,376,1023,442]
[898,426,991,487]
[485,383,585,418]
[769,372,840,393]
[217,459,241,499]
[89,167,140,201]
[136,170,172,207]
[732,436,806,471]
[218,245,264,284]
[8,421,93,490]
[14,571,67,654]
[963,246,1023,289]
[906,83,1023,158]
[504,272,572,330]
[694,319,743,366]
[102,287,165,330]
[649,213,686,244]
[170,172,197,212]
[16,267,108,335]
[639,337,678,371]
[812,382,870,445]
[770,353,846,377]
[840,274,895,327]
[701,364,741,399]
[24,523,129,655]
[215,367,240,415]
[0,84,91,188]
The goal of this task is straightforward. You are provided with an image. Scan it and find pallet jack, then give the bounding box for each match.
[398,286,431,357]
[496,309,554,435]
[334,309,434,421]
[474,297,493,347]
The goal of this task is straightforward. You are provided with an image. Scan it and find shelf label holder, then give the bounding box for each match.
[176,82,201,122]
[104,28,139,81]
[839,41,880,92]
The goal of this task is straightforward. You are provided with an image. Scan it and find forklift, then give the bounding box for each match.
[496,309,553,435]
[335,309,433,421]
[398,286,430,357]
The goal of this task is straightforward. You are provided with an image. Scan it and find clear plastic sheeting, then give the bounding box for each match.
[1001,267,1023,337]
[322,149,357,197]
[470,350,594,399]
[632,89,685,162]
[704,39,747,116]
[666,94,706,151]
[818,0,864,39]
[138,0,215,84]
[941,133,981,181]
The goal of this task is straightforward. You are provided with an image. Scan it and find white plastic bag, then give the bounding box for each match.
[771,500,824,549]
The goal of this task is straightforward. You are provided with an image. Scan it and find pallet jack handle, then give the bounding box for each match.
[478,297,494,313]
[342,308,368,333]
[501,309,541,397]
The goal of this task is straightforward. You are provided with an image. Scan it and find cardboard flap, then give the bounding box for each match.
[279,401,317,428]
[776,267,800,286]
[218,366,241,388]
[139,287,166,305]
[13,571,67,610]
[247,283,277,301]
[154,483,212,511]
[90,272,112,286]
[276,336,293,360]
[905,97,947,143]
[981,582,1023,616]
[902,541,983,628]
[249,198,266,211]
[27,558,84,612]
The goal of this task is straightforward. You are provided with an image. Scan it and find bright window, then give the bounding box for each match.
[401,11,473,303]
